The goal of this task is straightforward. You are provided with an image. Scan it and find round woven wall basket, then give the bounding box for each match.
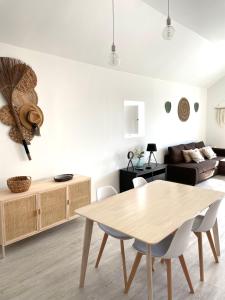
[178,98,190,122]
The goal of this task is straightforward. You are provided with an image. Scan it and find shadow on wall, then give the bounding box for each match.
[90,147,169,201]
[93,170,120,201]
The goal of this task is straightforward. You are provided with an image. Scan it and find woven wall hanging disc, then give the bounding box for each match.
[0,105,15,126]
[9,126,33,144]
[16,66,37,93]
[12,89,38,107]
[178,98,190,122]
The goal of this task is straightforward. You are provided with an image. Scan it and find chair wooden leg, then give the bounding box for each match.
[120,240,128,288]
[161,258,165,264]
[195,232,204,282]
[95,233,108,268]
[179,255,194,294]
[206,230,219,263]
[124,252,143,294]
[152,257,155,272]
[165,259,172,300]
[213,219,220,256]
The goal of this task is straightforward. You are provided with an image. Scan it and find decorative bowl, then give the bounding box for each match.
[7,176,31,193]
[54,174,73,182]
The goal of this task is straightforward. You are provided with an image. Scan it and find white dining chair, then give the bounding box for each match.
[192,199,222,281]
[132,177,147,188]
[95,186,133,288]
[125,219,195,300]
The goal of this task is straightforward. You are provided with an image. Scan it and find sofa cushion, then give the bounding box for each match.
[189,149,205,163]
[197,159,219,173]
[174,159,219,174]
[184,142,196,150]
[213,156,225,162]
[195,141,205,148]
[214,156,225,161]
[201,146,217,159]
[182,149,193,163]
[168,144,185,163]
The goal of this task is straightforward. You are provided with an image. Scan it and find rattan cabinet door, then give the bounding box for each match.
[68,180,90,218]
[39,187,67,229]
[4,195,38,242]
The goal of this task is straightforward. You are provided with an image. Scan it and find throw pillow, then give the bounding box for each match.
[189,148,205,163]
[195,141,205,149]
[182,150,193,163]
[184,142,196,150]
[168,144,185,163]
[201,146,217,159]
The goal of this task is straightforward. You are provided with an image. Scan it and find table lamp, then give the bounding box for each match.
[146,143,157,169]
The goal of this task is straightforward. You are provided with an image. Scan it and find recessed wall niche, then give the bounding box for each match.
[124,100,145,138]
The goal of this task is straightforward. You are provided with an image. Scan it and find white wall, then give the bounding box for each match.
[207,76,225,147]
[0,42,207,198]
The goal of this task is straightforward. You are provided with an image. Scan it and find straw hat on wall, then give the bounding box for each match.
[19,103,44,130]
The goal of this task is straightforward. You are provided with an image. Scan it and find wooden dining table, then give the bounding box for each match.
[76,180,224,300]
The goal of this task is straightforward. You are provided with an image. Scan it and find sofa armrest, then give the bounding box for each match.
[212,148,225,157]
[164,154,170,164]
[166,165,197,186]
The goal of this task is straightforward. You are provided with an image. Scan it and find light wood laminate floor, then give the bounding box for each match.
[1,176,225,300]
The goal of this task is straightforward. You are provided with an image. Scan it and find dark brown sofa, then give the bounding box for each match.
[165,141,225,185]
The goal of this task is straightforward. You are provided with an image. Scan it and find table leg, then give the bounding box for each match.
[213,218,220,257]
[1,245,5,258]
[79,218,94,288]
[146,244,153,300]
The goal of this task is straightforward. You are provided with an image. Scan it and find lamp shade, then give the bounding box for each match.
[147,143,157,152]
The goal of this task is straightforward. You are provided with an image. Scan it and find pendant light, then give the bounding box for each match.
[162,0,175,40]
[109,0,120,66]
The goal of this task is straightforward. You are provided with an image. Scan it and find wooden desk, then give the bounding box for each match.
[76,180,224,300]
[119,163,167,192]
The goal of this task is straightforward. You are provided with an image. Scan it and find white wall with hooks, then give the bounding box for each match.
[207,77,225,147]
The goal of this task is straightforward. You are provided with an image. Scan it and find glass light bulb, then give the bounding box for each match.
[109,49,120,66]
[162,25,175,40]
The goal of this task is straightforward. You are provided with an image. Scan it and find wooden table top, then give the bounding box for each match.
[76,180,224,245]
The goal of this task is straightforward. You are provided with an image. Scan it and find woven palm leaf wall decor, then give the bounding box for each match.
[0,57,44,160]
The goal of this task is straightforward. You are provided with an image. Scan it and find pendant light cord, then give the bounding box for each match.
[109,0,119,64]
[168,0,170,18]
[112,0,115,46]
[167,0,171,26]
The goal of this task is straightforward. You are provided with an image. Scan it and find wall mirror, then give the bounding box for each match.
[124,100,145,138]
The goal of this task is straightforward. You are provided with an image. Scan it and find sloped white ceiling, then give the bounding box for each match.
[0,0,224,87]
[145,0,225,42]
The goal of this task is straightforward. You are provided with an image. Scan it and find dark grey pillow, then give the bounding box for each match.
[195,141,205,149]
[168,144,185,163]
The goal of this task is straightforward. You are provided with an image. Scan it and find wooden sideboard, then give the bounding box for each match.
[0,175,91,257]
